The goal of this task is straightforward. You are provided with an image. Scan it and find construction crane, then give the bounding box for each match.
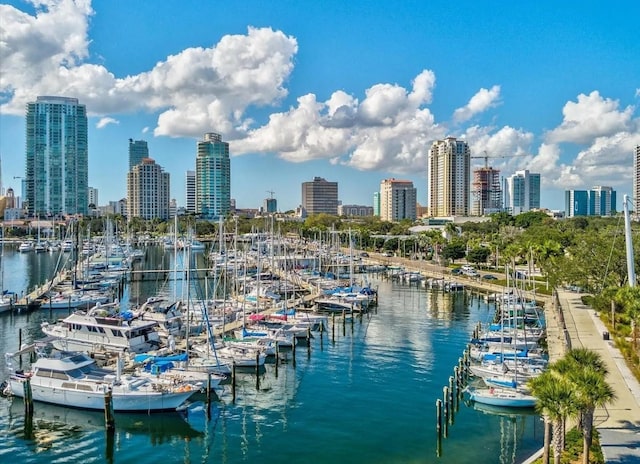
[266,190,275,199]
[470,150,529,168]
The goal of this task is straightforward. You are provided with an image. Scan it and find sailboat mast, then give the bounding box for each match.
[623,194,636,287]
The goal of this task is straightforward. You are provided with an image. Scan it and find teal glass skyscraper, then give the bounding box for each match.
[25,96,88,217]
[129,139,149,170]
[196,132,230,219]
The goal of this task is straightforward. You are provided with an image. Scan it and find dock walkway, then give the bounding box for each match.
[14,269,69,309]
[553,289,640,463]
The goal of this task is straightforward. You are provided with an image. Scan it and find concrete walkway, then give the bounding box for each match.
[552,289,640,463]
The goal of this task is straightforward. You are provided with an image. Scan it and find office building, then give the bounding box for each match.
[427,137,470,217]
[88,187,99,208]
[373,192,380,216]
[301,177,338,215]
[338,204,374,217]
[196,133,231,219]
[25,96,88,217]
[379,178,417,221]
[185,170,196,214]
[505,170,541,214]
[471,167,502,215]
[126,158,170,220]
[264,196,277,214]
[129,139,149,170]
[565,186,616,217]
[634,145,640,217]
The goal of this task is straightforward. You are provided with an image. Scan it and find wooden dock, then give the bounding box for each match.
[14,269,70,310]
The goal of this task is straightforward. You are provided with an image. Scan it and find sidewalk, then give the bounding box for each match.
[554,289,640,463]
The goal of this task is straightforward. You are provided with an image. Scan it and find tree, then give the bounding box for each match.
[614,286,640,349]
[553,349,616,464]
[467,246,490,266]
[440,242,465,262]
[529,370,578,464]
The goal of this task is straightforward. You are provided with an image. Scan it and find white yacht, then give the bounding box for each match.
[41,303,162,354]
[18,241,34,253]
[4,351,197,412]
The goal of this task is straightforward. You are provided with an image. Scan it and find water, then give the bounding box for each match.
[0,246,544,463]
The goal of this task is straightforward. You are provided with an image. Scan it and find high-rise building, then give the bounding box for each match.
[301,177,338,215]
[25,96,88,217]
[185,170,196,214]
[126,158,170,220]
[427,137,471,217]
[379,178,417,222]
[338,204,374,217]
[88,187,99,208]
[505,170,541,214]
[633,145,640,216]
[565,186,616,217]
[129,139,149,170]
[196,133,231,220]
[471,167,502,215]
[373,192,380,216]
[264,197,277,214]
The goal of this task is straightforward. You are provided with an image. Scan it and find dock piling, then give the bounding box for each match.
[442,386,449,438]
[23,376,34,416]
[103,387,115,433]
[232,362,237,403]
[255,351,260,390]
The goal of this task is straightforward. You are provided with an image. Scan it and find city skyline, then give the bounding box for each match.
[1,0,639,213]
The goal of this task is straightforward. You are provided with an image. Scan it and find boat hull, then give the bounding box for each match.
[9,376,195,412]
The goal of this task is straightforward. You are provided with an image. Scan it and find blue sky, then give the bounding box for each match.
[1,0,639,213]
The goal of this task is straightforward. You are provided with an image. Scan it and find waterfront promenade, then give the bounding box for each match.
[552,289,640,463]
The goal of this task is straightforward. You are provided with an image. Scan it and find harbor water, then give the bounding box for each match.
[0,246,544,463]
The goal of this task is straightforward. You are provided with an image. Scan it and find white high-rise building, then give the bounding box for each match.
[127,158,170,220]
[427,137,470,217]
[185,170,196,214]
[379,178,417,222]
[88,187,99,208]
[505,170,541,214]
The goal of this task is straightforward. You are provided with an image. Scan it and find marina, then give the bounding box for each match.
[0,243,545,463]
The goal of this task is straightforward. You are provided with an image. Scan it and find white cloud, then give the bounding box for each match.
[142,127,149,134]
[545,91,634,144]
[232,71,443,173]
[0,2,298,137]
[96,117,118,129]
[453,85,501,123]
[636,88,640,98]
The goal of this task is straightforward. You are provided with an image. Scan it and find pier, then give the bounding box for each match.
[13,269,71,310]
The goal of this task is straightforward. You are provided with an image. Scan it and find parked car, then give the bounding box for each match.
[482,274,498,281]
[382,251,393,257]
[360,252,369,258]
[451,268,463,275]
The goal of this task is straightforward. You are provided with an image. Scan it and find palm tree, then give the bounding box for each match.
[529,370,578,464]
[554,349,616,464]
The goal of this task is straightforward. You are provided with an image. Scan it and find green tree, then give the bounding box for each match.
[467,246,490,266]
[553,349,616,464]
[614,286,640,349]
[440,242,465,262]
[529,370,578,464]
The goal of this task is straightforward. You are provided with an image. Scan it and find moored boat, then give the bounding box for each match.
[465,386,537,408]
[3,350,197,412]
